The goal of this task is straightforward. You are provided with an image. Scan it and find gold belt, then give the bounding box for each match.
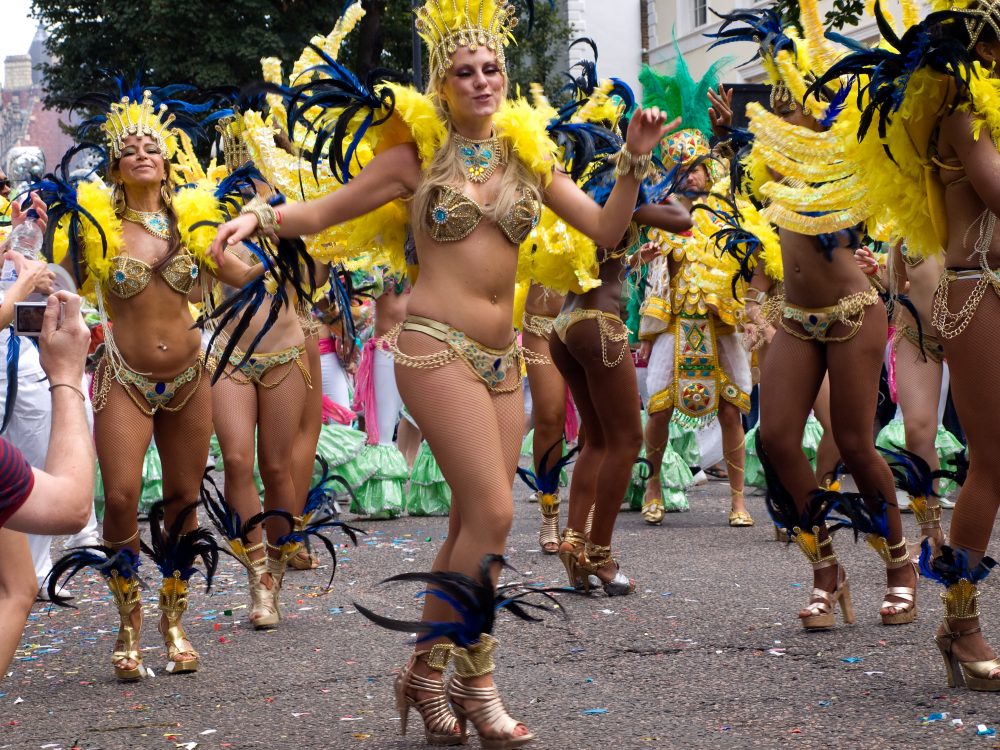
[781,288,879,343]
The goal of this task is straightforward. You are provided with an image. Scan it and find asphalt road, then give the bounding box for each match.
[5,476,1000,750]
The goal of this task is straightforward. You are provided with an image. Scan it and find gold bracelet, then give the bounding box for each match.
[49,382,86,402]
[241,196,279,232]
[611,147,654,182]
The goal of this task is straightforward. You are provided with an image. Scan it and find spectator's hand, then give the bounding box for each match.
[763,324,776,344]
[638,340,652,361]
[6,251,54,295]
[10,192,48,233]
[708,85,734,139]
[38,291,89,386]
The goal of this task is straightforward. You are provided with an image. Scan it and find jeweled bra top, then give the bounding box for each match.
[108,251,200,299]
[427,186,540,245]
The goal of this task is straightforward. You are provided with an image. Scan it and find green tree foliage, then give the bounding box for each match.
[32,0,573,108]
[31,0,338,108]
[772,0,865,33]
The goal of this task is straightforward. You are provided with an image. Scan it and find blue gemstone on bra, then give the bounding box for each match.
[433,207,448,224]
[190,266,199,278]
[114,270,126,282]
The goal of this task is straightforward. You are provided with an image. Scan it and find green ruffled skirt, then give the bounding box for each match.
[350,442,408,519]
[625,443,693,513]
[406,440,451,516]
[744,415,824,488]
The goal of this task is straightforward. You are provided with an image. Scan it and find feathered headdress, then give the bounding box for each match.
[415,0,526,80]
[640,34,731,167]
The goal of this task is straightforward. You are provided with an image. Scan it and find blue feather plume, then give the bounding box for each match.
[919,541,996,586]
[516,441,579,496]
[140,500,219,591]
[44,545,142,608]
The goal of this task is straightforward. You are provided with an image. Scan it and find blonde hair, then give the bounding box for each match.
[411,73,543,235]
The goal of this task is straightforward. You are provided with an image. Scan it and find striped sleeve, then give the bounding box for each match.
[0,437,34,529]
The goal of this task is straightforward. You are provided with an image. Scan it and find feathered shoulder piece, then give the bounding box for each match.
[33,144,120,290]
[173,180,223,270]
[810,2,977,258]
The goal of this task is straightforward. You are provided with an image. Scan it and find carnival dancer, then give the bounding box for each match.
[212,0,675,740]
[813,0,1000,686]
[709,3,916,629]
[519,281,571,554]
[634,49,754,528]
[39,83,282,680]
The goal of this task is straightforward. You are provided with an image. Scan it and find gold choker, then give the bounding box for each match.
[453,132,503,184]
[123,206,170,241]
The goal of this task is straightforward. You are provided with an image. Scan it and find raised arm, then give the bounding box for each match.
[544,109,680,249]
[211,143,421,262]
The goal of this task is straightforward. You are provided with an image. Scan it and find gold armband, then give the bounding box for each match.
[744,288,767,306]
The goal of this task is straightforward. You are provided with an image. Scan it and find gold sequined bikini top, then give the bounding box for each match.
[107,250,200,299]
[427,186,540,245]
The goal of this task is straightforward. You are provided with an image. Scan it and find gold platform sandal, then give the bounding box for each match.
[447,635,534,750]
[580,541,635,596]
[249,555,279,629]
[43,532,146,680]
[395,644,463,746]
[159,572,199,674]
[794,532,855,630]
[266,540,300,622]
[923,545,1000,691]
[870,536,917,625]
[107,533,145,681]
[936,580,1000,691]
[537,491,561,555]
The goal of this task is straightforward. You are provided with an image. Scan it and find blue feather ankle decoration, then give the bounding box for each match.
[355,554,577,648]
[273,515,365,590]
[918,541,996,586]
[141,500,219,592]
[44,546,142,608]
[516,441,578,496]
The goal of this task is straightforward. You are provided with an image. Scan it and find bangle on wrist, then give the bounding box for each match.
[611,147,654,182]
[744,288,767,306]
[241,196,279,232]
[49,382,86,402]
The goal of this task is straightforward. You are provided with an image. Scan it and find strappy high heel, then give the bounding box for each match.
[158,573,199,673]
[580,541,635,596]
[447,635,534,750]
[395,645,464,745]
[265,539,301,622]
[109,570,145,681]
[794,533,855,630]
[558,528,587,589]
[935,578,1000,690]
[537,491,560,555]
[583,503,596,538]
[870,536,917,626]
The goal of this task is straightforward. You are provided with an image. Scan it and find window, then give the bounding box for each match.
[694,0,708,27]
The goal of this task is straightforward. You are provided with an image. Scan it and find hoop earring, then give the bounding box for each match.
[112,182,125,215]
[160,180,172,207]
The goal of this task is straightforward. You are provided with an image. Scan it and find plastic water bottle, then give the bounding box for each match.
[0,209,42,290]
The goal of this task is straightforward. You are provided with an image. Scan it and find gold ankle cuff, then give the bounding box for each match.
[792,526,837,569]
[103,529,139,548]
[451,634,498,678]
[943,579,981,620]
[423,643,454,672]
[913,499,942,531]
[868,535,910,568]
[108,571,142,615]
[561,528,587,548]
[159,572,190,615]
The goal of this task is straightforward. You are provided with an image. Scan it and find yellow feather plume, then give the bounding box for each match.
[173,181,223,270]
[512,281,528,329]
[76,180,123,284]
[494,97,557,186]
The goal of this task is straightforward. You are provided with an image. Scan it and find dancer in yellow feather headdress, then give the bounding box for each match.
[813,0,1000,691]
[212,0,676,743]
[709,2,918,633]
[631,41,755,529]
[39,83,277,684]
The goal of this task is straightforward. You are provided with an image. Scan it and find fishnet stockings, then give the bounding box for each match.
[214,357,308,547]
[291,334,323,505]
[941,285,1000,554]
[393,329,524,638]
[97,361,212,547]
[548,317,642,546]
[760,303,902,545]
[522,328,567,474]
[894,334,944,488]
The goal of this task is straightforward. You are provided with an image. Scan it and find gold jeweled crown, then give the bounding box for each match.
[102,90,177,159]
[216,115,251,172]
[415,0,519,80]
